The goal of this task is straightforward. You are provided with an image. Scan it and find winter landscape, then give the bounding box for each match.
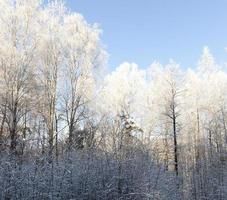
[0,0,226,199]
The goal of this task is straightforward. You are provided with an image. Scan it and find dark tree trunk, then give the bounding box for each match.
[173,110,178,176]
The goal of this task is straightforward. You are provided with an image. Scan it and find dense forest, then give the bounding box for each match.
[0,0,226,199]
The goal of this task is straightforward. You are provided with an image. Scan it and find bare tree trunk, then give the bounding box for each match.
[172,109,178,176]
[55,113,59,164]
[48,126,54,163]
[163,127,169,171]
[0,103,6,149]
[10,103,18,155]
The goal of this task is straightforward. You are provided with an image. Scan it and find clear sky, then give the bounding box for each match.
[66,0,227,71]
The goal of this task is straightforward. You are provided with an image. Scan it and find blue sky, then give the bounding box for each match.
[66,0,227,71]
